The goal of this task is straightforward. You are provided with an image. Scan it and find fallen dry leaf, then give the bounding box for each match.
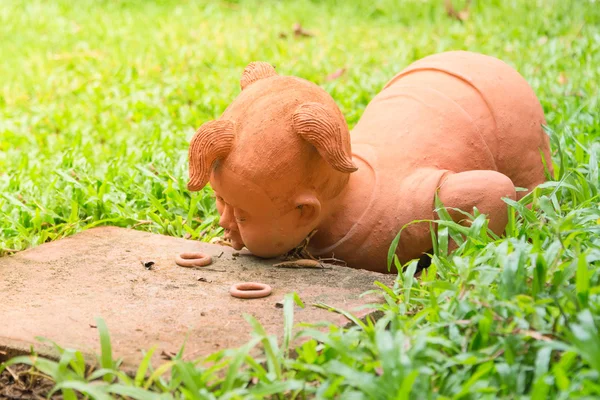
[210,237,232,247]
[558,72,568,85]
[71,21,81,33]
[325,68,346,82]
[517,329,553,342]
[566,90,584,98]
[273,259,325,269]
[50,50,104,60]
[445,0,471,21]
[293,23,314,38]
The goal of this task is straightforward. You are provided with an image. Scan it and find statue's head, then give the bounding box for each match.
[187,62,357,257]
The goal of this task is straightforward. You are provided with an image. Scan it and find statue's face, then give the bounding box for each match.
[210,165,313,258]
[187,64,357,258]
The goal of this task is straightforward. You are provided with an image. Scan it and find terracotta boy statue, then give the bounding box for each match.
[187,51,552,273]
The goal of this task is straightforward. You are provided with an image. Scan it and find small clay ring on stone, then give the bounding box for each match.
[230,282,272,299]
[175,252,212,267]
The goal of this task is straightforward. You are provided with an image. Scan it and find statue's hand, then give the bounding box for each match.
[437,170,517,235]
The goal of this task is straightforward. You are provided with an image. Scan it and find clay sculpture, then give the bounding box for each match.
[187,51,553,273]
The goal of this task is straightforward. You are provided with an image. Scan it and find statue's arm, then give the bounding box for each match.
[393,168,515,263]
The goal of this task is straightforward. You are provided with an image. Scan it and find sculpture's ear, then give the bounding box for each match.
[240,62,277,90]
[188,119,235,191]
[294,194,321,227]
[292,102,358,173]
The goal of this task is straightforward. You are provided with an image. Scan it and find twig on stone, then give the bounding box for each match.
[283,230,318,260]
[317,256,347,267]
[278,230,347,268]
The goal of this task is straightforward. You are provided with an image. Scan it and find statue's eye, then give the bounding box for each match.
[234,210,247,223]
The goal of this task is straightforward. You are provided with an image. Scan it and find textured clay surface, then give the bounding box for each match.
[187,51,553,272]
[0,227,392,367]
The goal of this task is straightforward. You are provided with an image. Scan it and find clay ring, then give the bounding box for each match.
[230,282,272,299]
[175,252,212,267]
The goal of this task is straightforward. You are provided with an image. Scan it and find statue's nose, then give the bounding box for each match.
[218,205,238,231]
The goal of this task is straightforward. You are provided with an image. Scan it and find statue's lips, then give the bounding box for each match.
[230,240,244,250]
[224,230,245,250]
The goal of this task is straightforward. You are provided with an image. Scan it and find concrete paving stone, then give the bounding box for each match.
[0,227,394,367]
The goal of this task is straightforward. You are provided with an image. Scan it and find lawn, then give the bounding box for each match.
[1,0,599,398]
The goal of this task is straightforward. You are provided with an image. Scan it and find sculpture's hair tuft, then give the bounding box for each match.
[240,62,278,90]
[188,119,236,191]
[292,102,358,173]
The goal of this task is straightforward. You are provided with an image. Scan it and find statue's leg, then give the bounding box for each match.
[437,170,517,235]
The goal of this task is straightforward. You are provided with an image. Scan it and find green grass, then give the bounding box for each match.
[1,0,599,398]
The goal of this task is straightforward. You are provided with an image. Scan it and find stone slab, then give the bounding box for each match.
[0,227,393,367]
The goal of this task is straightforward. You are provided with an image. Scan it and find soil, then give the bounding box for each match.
[0,364,59,400]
